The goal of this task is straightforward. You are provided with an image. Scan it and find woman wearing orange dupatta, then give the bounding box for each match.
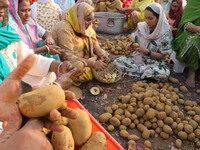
[51,2,109,86]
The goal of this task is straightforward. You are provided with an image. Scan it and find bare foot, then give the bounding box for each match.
[185,70,195,87]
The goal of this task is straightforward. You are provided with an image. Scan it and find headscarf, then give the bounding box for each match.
[137,3,171,48]
[176,0,200,36]
[0,8,22,83]
[169,0,183,28]
[9,0,38,49]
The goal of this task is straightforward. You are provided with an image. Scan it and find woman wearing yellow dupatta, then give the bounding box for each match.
[51,2,109,86]
[94,0,122,12]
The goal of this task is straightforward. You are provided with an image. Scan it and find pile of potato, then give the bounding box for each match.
[98,79,200,149]
[99,35,134,55]
[18,85,107,150]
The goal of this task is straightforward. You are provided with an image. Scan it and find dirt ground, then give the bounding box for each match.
[77,33,200,150]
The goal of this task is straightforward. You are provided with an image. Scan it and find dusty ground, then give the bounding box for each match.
[78,33,200,150]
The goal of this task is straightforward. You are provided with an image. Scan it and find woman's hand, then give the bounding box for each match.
[45,37,55,45]
[100,50,110,63]
[93,60,107,71]
[45,45,61,55]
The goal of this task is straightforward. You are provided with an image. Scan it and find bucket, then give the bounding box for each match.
[94,12,125,34]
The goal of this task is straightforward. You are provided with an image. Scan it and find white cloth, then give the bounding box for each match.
[8,41,56,87]
[37,24,46,38]
[54,0,75,16]
[137,3,171,48]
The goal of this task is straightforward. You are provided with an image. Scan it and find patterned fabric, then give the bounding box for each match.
[114,29,172,79]
[114,3,172,80]
[36,2,61,31]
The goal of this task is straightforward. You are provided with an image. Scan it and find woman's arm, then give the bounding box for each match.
[118,7,140,13]
[186,23,200,33]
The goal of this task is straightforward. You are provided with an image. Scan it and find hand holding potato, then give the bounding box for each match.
[0,54,78,150]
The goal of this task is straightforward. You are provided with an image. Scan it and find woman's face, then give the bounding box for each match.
[18,0,31,24]
[171,1,179,13]
[0,0,10,22]
[84,12,94,29]
[145,10,159,31]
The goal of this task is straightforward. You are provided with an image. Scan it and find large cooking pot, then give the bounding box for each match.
[94,12,125,34]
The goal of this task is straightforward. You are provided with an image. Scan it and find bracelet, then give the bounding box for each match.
[50,81,61,88]
[44,45,50,54]
[146,50,151,56]
[57,62,63,73]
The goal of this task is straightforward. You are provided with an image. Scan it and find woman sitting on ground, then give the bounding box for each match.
[172,0,200,87]
[166,0,183,37]
[118,0,154,31]
[9,0,60,61]
[51,2,109,86]
[114,3,172,80]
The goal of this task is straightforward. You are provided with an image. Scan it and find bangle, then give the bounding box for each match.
[57,62,63,73]
[50,81,61,88]
[44,45,50,54]
[146,50,151,56]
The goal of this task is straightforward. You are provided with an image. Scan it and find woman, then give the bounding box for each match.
[94,0,123,12]
[0,3,75,88]
[172,0,200,87]
[166,0,183,37]
[51,2,109,86]
[164,0,187,13]
[118,0,154,31]
[114,3,172,80]
[9,0,60,61]
[31,0,62,32]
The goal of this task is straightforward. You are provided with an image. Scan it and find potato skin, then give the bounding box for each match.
[51,126,74,150]
[18,85,65,117]
[80,132,107,150]
[68,109,92,145]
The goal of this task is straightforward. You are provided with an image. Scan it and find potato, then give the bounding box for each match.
[143,97,153,106]
[175,139,182,149]
[122,118,131,126]
[120,130,129,138]
[168,77,179,84]
[119,125,127,130]
[184,124,193,134]
[68,109,92,145]
[51,126,74,150]
[179,86,188,93]
[105,106,113,114]
[163,125,173,135]
[177,131,188,140]
[144,140,151,148]
[18,85,65,117]
[157,111,167,120]
[111,104,119,110]
[135,108,145,117]
[188,133,195,141]
[127,135,140,141]
[129,123,136,129]
[107,125,114,131]
[121,95,131,103]
[142,129,150,139]
[80,132,107,150]
[146,108,156,120]
[109,117,121,127]
[160,132,169,139]
[99,113,112,123]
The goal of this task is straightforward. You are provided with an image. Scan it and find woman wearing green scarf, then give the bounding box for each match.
[172,0,200,87]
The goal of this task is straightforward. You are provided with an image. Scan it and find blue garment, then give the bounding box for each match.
[0,21,22,83]
[164,0,172,13]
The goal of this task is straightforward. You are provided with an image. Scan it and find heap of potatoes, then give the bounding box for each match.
[18,85,107,150]
[99,35,134,55]
[98,80,200,149]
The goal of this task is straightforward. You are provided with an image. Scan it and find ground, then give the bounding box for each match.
[77,33,200,150]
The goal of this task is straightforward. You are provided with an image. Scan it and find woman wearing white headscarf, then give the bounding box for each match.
[114,3,172,80]
[31,0,62,32]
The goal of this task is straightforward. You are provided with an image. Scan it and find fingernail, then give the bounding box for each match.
[73,67,77,71]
